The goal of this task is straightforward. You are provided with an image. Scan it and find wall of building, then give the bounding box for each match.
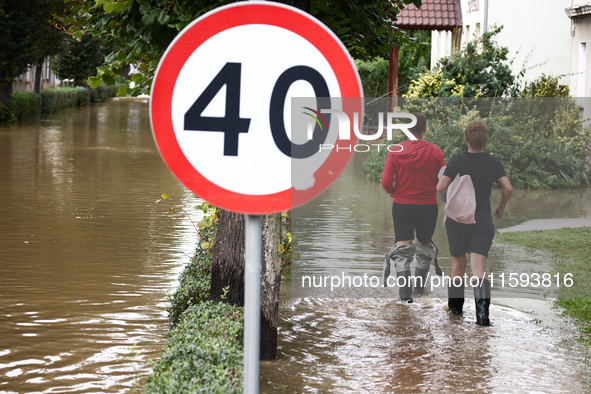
[431,0,572,88]
[12,57,61,93]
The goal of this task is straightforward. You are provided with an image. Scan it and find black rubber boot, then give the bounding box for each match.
[413,267,430,296]
[397,271,413,303]
[474,278,491,326]
[447,277,464,315]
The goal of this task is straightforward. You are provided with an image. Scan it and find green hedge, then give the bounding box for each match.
[143,301,244,393]
[40,87,89,114]
[0,83,126,124]
[0,91,41,123]
[143,212,243,393]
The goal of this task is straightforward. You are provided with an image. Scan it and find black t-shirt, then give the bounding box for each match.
[444,152,506,213]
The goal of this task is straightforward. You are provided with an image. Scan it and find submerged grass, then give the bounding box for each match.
[496,227,591,344]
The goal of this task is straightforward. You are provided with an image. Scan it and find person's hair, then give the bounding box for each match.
[409,113,427,135]
[465,120,489,150]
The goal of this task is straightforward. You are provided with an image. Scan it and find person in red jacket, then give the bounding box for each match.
[381,113,445,302]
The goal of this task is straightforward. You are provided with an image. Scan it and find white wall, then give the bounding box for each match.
[431,0,572,88]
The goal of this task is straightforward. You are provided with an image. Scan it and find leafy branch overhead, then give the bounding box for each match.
[67,0,421,96]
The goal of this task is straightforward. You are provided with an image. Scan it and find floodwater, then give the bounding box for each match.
[0,99,201,393]
[1,98,590,392]
[260,152,591,392]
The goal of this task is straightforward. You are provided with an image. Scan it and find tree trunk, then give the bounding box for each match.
[210,210,245,306]
[210,210,284,360]
[34,58,44,94]
[260,212,283,360]
[0,82,12,102]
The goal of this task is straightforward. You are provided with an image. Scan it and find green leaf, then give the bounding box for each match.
[103,0,115,13]
[96,65,108,76]
[87,76,102,89]
[102,75,115,85]
[132,73,144,84]
[117,85,129,97]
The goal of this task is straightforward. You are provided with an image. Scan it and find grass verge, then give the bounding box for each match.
[496,227,591,344]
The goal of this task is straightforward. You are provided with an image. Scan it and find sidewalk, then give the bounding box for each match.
[498,217,591,233]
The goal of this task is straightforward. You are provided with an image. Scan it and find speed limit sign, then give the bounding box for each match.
[151,1,363,214]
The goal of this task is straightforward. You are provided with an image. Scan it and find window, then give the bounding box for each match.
[578,42,586,97]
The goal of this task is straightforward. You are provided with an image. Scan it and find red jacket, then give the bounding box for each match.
[381,140,445,205]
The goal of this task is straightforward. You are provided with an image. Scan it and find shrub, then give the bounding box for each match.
[405,27,517,98]
[11,92,41,120]
[89,83,125,102]
[143,301,244,393]
[363,98,591,189]
[168,245,212,327]
[40,88,84,114]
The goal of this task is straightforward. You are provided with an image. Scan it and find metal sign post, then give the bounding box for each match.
[243,214,262,393]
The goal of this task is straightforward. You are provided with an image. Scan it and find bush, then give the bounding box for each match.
[89,83,125,103]
[405,27,517,98]
[143,301,244,393]
[40,87,89,114]
[0,92,41,123]
[0,83,124,124]
[143,201,244,392]
[363,97,591,189]
[168,245,212,327]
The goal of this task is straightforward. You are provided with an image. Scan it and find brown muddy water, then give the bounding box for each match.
[1,98,590,392]
[0,98,202,392]
[260,153,591,392]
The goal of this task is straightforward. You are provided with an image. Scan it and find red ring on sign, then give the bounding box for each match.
[151,1,362,214]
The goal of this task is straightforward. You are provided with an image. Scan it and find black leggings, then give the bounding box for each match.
[392,203,438,244]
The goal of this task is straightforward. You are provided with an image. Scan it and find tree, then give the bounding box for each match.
[0,2,38,101]
[0,0,68,100]
[69,0,421,95]
[31,0,68,93]
[69,0,420,360]
[52,36,112,86]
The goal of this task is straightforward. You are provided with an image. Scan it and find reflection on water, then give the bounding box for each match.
[0,99,200,393]
[260,152,591,391]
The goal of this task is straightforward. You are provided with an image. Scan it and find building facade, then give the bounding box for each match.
[431,0,572,87]
[12,57,61,93]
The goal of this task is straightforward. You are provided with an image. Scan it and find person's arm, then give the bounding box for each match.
[436,175,452,194]
[381,153,396,197]
[494,176,513,218]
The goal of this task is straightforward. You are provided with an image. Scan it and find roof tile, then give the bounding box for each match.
[394,0,462,30]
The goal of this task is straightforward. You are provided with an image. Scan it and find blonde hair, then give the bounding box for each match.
[465,121,489,150]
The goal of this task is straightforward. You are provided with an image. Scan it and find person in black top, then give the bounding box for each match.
[436,121,512,326]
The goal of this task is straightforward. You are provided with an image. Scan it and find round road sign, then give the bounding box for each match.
[151,1,363,214]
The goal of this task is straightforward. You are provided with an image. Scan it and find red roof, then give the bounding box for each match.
[394,0,462,30]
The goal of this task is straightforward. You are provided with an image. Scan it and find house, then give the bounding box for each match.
[566,1,591,98]
[389,0,462,106]
[431,0,572,88]
[12,57,61,93]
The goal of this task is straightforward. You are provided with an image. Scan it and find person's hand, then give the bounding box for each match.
[443,215,447,227]
[494,206,504,218]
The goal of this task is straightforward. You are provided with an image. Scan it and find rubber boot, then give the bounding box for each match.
[447,277,464,315]
[382,254,391,288]
[396,271,413,303]
[387,244,415,302]
[413,267,430,296]
[412,239,437,296]
[474,278,491,326]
